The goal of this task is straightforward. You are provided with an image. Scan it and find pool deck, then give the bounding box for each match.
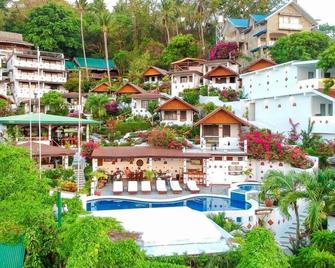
[99,182,230,199]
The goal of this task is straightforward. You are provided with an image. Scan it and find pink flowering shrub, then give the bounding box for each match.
[209,41,239,60]
[219,88,240,102]
[105,101,119,115]
[81,140,99,160]
[241,130,311,169]
[68,111,79,118]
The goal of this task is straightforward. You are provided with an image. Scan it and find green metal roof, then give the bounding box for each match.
[65,59,78,70]
[73,57,116,70]
[0,113,99,125]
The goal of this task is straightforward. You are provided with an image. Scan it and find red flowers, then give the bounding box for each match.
[209,41,239,60]
[81,140,99,160]
[219,88,240,102]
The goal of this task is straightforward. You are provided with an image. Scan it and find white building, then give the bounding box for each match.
[131,91,169,117]
[239,60,335,139]
[6,50,67,105]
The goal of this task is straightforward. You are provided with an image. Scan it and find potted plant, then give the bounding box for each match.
[144,169,155,185]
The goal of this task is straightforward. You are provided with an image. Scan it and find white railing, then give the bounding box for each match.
[297,78,319,92]
[41,62,65,71]
[310,116,335,134]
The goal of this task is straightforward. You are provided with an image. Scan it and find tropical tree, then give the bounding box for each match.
[41,91,68,116]
[160,0,173,43]
[97,11,112,85]
[271,32,331,63]
[303,169,335,232]
[317,43,335,72]
[84,93,109,120]
[75,0,89,79]
[260,171,307,241]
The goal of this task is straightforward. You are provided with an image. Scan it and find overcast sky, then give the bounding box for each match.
[74,0,335,25]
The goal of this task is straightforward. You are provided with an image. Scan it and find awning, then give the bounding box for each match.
[253,29,267,37]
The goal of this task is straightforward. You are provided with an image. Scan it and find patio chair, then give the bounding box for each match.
[156,180,167,194]
[128,181,138,194]
[141,181,151,194]
[113,181,123,195]
[170,180,182,194]
[186,180,200,194]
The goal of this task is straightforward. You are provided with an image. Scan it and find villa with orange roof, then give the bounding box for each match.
[204,65,239,90]
[143,66,168,85]
[116,83,145,95]
[90,82,110,94]
[155,96,198,126]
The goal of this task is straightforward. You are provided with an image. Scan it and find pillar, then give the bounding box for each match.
[316,68,322,79]
[86,125,89,142]
[148,157,153,171]
[183,159,188,183]
[63,156,69,168]
[92,158,98,171]
[48,124,52,143]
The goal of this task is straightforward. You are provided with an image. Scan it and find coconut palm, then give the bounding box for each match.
[260,171,308,241]
[75,0,89,80]
[160,0,173,43]
[303,169,335,232]
[84,93,109,121]
[97,11,112,86]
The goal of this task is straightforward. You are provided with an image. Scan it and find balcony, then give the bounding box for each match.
[310,116,335,134]
[279,23,303,31]
[15,73,66,83]
[298,78,335,93]
[15,60,39,69]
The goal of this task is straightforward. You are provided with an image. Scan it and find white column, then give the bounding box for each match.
[48,124,52,143]
[149,157,153,171]
[183,158,188,183]
[316,69,322,79]
[63,156,69,168]
[86,125,89,142]
[92,158,98,171]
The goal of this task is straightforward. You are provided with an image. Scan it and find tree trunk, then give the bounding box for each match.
[80,12,89,80]
[103,30,111,86]
[175,21,179,35]
[200,21,205,56]
[294,202,301,241]
[163,16,170,43]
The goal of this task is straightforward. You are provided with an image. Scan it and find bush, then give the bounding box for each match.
[202,102,217,115]
[209,41,239,60]
[180,88,199,105]
[145,128,190,149]
[113,118,151,135]
[219,88,240,102]
[199,85,208,96]
[43,167,74,187]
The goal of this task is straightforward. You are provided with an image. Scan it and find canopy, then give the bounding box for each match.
[0,113,98,125]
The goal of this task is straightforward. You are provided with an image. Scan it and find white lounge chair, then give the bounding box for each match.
[113,181,123,195]
[186,180,200,194]
[141,181,151,194]
[170,180,182,194]
[156,180,167,194]
[128,181,138,194]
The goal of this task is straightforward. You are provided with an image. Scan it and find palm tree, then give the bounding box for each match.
[303,169,335,232]
[160,0,173,43]
[97,11,112,86]
[85,94,109,121]
[76,0,89,80]
[260,171,308,241]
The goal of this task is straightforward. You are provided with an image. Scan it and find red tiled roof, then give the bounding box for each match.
[130,92,169,100]
[18,142,75,157]
[143,66,169,76]
[203,65,238,79]
[92,146,210,159]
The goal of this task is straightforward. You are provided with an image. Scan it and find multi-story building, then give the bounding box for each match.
[6,50,67,105]
[239,60,335,139]
[222,0,317,56]
[0,31,33,61]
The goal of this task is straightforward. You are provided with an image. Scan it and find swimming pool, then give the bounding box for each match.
[237,183,261,192]
[86,195,251,212]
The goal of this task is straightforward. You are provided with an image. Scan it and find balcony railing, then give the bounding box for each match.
[15,74,66,83]
[310,116,335,134]
[298,78,335,93]
[186,137,247,153]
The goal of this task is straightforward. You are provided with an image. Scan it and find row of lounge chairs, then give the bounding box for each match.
[112,180,200,195]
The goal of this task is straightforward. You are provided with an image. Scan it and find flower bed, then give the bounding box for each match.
[219,88,240,102]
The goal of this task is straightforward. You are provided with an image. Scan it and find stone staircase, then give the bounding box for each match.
[72,152,86,189]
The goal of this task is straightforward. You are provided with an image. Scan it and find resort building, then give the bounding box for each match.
[131,90,169,117]
[222,0,317,56]
[90,82,110,94]
[0,31,33,60]
[116,83,145,95]
[143,66,168,85]
[6,49,67,105]
[65,57,118,80]
[63,92,87,112]
[203,65,239,90]
[240,58,276,73]
[239,60,335,139]
[155,97,198,126]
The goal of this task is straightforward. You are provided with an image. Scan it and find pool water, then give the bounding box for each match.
[86,196,251,212]
[237,184,261,192]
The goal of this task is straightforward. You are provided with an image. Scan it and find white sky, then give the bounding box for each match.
[71,0,335,25]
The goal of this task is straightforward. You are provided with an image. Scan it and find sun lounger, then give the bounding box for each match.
[170,180,182,194]
[186,180,200,194]
[128,181,138,194]
[156,180,167,194]
[113,181,123,195]
[141,181,151,194]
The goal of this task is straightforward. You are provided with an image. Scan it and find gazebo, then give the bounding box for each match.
[0,113,99,146]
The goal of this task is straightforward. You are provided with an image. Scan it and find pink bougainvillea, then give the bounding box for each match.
[68,111,79,118]
[105,101,119,115]
[219,88,240,102]
[209,41,239,60]
[81,140,99,160]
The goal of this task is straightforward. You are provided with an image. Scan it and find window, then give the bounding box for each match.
[141,100,149,109]
[189,76,193,82]
[308,72,315,79]
[180,76,187,83]
[226,156,233,161]
[324,72,331,78]
[216,77,226,84]
[164,111,177,120]
[236,217,242,223]
[97,159,103,166]
[229,77,236,83]
[238,157,244,161]
[203,125,219,136]
[328,104,333,116]
[214,157,222,161]
[320,104,326,116]
[222,125,231,137]
[180,111,187,121]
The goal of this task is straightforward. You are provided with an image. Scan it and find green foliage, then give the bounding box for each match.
[237,228,288,268]
[128,52,153,83]
[202,102,217,115]
[43,167,74,187]
[113,50,130,75]
[24,3,80,56]
[207,212,241,232]
[148,100,159,115]
[271,32,332,63]
[113,118,151,135]
[117,94,131,104]
[0,144,57,266]
[41,91,69,115]
[180,88,199,105]
[85,93,110,120]
[199,85,208,96]
[318,43,335,72]
[0,98,12,116]
[323,79,335,94]
[64,71,97,93]
[311,230,335,253]
[318,23,335,39]
[161,34,198,66]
